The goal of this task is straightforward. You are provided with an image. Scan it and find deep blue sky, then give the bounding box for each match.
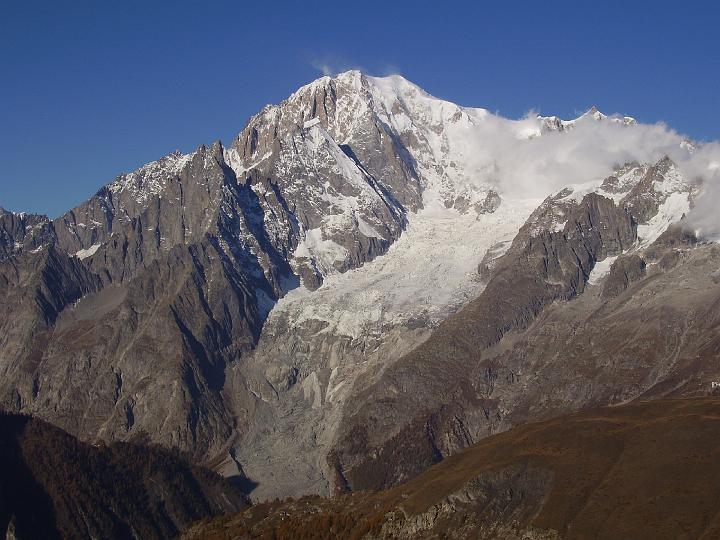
[2,0,718,217]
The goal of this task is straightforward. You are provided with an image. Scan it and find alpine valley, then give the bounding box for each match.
[2,71,720,539]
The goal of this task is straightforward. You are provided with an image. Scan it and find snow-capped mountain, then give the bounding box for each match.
[1,71,717,502]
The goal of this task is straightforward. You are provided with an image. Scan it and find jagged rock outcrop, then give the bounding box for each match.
[0,246,101,410]
[0,209,55,262]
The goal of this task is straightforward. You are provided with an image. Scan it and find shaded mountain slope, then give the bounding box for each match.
[0,412,247,540]
[183,397,720,539]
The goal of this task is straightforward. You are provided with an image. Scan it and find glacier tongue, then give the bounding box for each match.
[273,196,540,343]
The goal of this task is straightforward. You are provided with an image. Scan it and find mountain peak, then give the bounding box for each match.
[579,105,606,121]
[294,69,365,98]
[298,70,421,99]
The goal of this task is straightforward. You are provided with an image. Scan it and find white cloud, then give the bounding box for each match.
[459,115,683,199]
[310,60,334,76]
[310,57,364,77]
[678,141,720,240]
[434,108,720,239]
[309,57,401,78]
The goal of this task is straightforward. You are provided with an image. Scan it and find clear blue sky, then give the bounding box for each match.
[1,0,718,217]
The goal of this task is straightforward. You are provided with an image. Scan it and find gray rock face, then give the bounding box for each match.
[1,143,274,459]
[55,144,232,283]
[618,157,677,223]
[229,73,423,210]
[225,73,423,289]
[0,246,101,410]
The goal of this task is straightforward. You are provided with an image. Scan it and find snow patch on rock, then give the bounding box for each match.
[638,192,691,248]
[588,255,619,285]
[75,243,101,260]
[294,228,348,275]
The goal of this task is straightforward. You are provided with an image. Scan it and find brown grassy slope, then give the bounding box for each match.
[184,397,720,539]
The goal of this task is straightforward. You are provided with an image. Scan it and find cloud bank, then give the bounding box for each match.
[439,109,720,239]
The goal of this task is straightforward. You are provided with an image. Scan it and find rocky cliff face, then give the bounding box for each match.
[0,209,55,261]
[0,71,715,504]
